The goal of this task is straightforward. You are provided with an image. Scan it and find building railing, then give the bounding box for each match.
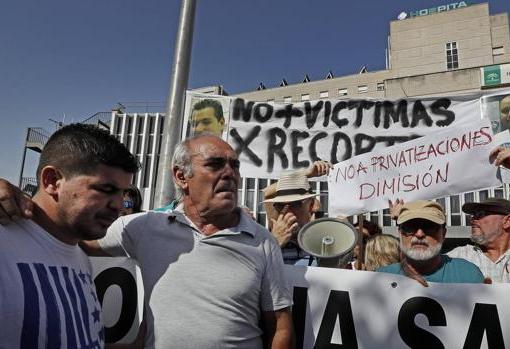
[26,127,50,150]
[114,102,166,113]
[81,112,112,129]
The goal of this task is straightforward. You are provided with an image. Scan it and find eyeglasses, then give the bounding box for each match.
[123,200,134,209]
[274,201,304,212]
[399,220,442,236]
[468,210,504,220]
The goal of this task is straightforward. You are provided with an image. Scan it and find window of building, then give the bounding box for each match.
[450,195,461,226]
[493,46,505,56]
[245,178,255,210]
[157,116,164,155]
[446,42,458,70]
[283,96,292,103]
[377,82,385,91]
[301,94,310,101]
[463,192,474,224]
[319,91,329,99]
[125,116,133,148]
[358,85,368,93]
[148,115,155,134]
[479,189,489,202]
[114,117,122,136]
[135,128,144,154]
[143,155,152,188]
[494,187,504,198]
[320,182,328,215]
[257,178,268,226]
[382,208,392,226]
[338,88,347,96]
[134,117,145,155]
[237,178,244,206]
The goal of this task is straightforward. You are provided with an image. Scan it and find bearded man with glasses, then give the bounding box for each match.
[447,198,510,283]
[378,200,484,286]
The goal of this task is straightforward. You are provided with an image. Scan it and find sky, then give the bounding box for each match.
[0,0,508,184]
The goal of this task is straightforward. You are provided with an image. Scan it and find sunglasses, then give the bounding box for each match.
[274,201,305,212]
[399,220,442,236]
[313,211,325,219]
[123,200,135,209]
[468,210,504,220]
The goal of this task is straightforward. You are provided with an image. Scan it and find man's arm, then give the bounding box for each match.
[260,236,295,348]
[263,160,333,201]
[81,215,136,258]
[302,160,333,178]
[0,179,33,224]
[79,240,112,257]
[262,308,294,349]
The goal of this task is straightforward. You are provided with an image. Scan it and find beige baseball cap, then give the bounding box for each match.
[397,200,446,225]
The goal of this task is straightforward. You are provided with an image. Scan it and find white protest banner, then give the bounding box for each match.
[183,91,481,178]
[287,265,509,348]
[90,257,144,344]
[327,117,501,217]
[93,258,510,348]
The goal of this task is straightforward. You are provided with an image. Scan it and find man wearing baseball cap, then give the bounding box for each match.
[378,200,484,285]
[448,198,510,283]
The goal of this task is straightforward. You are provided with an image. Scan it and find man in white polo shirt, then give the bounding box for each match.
[83,135,293,348]
[448,198,510,283]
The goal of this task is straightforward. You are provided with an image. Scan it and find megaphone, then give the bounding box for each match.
[297,218,359,268]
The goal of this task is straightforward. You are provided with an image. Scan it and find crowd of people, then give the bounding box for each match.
[0,125,510,348]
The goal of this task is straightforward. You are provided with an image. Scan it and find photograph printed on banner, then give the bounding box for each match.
[482,90,510,182]
[183,92,231,140]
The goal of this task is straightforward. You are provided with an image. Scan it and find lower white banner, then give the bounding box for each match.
[287,265,508,349]
[92,258,509,348]
[90,257,144,344]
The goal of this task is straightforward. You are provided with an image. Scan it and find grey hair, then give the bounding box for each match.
[171,134,226,199]
[172,139,194,199]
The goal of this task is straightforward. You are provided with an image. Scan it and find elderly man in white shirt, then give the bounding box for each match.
[447,198,510,283]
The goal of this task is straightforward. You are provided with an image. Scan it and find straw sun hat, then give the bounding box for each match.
[263,171,319,203]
